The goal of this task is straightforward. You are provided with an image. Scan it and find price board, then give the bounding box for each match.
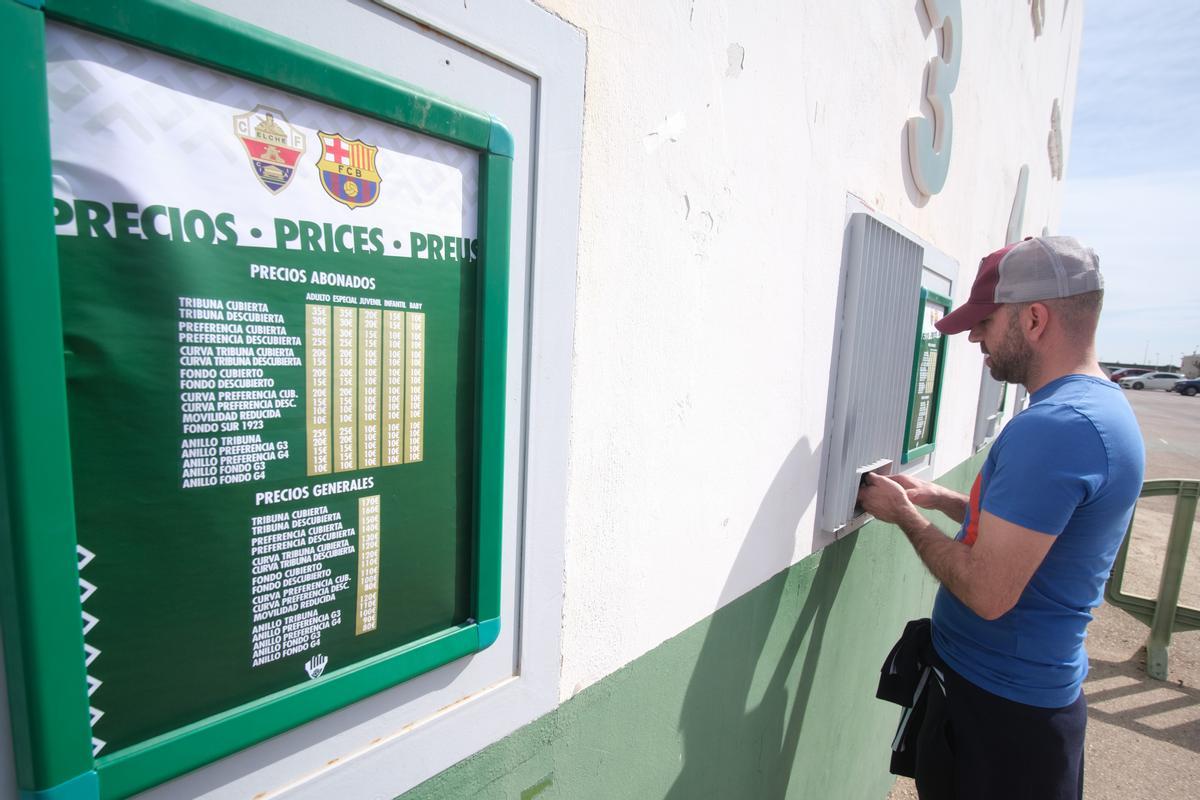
[0,1,510,797]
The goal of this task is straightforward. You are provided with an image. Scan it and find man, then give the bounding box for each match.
[859,236,1144,799]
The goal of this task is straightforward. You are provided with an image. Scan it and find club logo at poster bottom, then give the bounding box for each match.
[317,132,382,209]
[233,104,306,194]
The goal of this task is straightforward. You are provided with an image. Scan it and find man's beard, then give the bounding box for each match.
[986,313,1035,384]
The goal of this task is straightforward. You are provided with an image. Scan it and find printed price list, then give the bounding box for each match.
[178,296,300,488]
[307,304,424,475]
[355,495,381,634]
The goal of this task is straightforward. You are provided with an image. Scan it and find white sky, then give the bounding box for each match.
[1060,1,1200,367]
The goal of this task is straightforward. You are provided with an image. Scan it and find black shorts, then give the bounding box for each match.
[914,658,1087,800]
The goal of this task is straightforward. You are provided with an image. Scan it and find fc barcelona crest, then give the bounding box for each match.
[233,105,305,194]
[316,132,381,209]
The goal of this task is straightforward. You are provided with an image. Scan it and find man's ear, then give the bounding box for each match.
[1024,301,1050,342]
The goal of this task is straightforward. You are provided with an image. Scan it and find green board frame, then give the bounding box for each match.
[0,1,511,798]
[901,288,951,464]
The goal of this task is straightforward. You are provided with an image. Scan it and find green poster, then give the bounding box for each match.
[902,290,950,462]
[48,23,485,756]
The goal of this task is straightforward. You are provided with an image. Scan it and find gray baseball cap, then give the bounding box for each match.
[936,236,1103,334]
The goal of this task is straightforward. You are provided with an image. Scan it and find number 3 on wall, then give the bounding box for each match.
[907,0,963,196]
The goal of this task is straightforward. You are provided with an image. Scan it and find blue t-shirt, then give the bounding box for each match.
[932,375,1145,707]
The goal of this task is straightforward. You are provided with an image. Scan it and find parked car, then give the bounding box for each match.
[1173,378,1200,397]
[1109,367,1152,382]
[1119,372,1184,391]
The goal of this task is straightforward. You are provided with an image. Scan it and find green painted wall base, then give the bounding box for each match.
[399,452,984,800]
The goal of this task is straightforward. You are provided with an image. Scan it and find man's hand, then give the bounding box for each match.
[889,473,938,507]
[857,473,926,528]
[889,473,969,524]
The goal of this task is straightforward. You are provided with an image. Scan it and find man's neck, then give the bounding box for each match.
[1024,352,1106,395]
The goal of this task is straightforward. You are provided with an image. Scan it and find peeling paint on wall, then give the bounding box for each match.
[520,775,554,799]
[726,43,745,77]
[644,113,687,153]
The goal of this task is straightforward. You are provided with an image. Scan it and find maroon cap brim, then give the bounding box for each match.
[935,300,1000,334]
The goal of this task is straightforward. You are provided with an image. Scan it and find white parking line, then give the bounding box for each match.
[1159,438,1169,445]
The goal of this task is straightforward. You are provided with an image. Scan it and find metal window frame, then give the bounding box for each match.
[0,1,511,797]
[819,209,924,536]
[818,198,959,539]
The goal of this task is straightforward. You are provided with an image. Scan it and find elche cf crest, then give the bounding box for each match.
[233,105,305,194]
[317,132,382,209]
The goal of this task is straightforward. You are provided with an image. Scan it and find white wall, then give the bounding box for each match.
[0,1,1084,797]
[545,0,1083,697]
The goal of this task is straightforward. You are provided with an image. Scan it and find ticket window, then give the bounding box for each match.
[974,371,1009,450]
[818,202,956,537]
[1014,384,1030,413]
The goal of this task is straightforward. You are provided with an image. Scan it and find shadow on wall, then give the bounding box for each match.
[665,436,862,800]
[395,438,958,800]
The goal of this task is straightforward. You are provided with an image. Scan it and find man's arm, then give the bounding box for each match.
[859,473,1055,620]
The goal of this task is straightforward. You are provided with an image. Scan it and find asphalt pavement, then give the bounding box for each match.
[888,384,1200,800]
